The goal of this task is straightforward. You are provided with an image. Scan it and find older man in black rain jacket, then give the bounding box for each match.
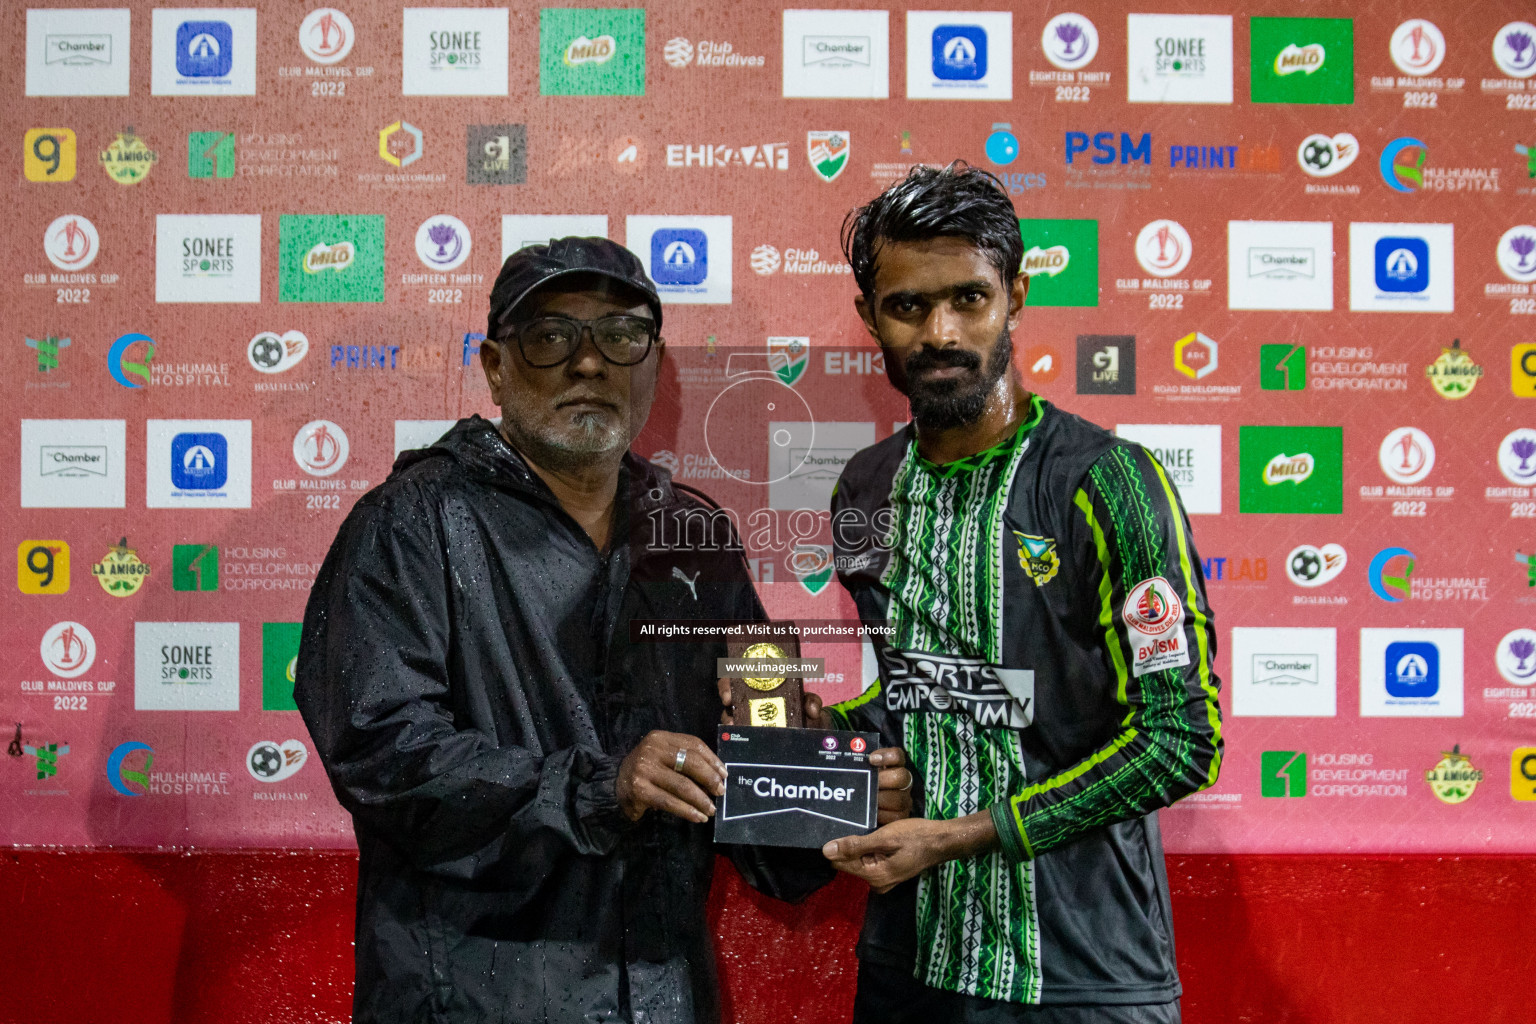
[296,238,909,1024]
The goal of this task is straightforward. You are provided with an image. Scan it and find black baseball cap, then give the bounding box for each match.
[486,236,663,339]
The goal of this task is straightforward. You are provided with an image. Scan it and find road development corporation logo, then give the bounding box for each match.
[1173,332,1217,380]
[1493,22,1536,78]
[1286,544,1346,587]
[1379,427,1435,484]
[415,215,471,271]
[247,740,307,783]
[44,215,98,271]
[1425,746,1482,803]
[1391,20,1445,76]
[300,9,354,65]
[1297,133,1358,177]
[293,420,349,477]
[40,621,95,678]
[247,331,308,373]
[1122,577,1189,677]
[1136,220,1192,277]
[1041,13,1098,70]
[1496,629,1536,684]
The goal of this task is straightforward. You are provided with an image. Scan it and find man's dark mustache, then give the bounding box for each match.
[904,347,982,375]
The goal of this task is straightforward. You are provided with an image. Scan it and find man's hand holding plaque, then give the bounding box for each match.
[715,625,912,848]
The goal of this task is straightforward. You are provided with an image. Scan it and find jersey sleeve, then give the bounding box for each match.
[990,443,1223,862]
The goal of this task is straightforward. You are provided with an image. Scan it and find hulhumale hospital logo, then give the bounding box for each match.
[1380,137,1428,192]
[107,741,153,796]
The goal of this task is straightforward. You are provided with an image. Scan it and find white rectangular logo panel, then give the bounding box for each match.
[20,419,126,508]
[1114,424,1222,515]
[27,8,132,96]
[501,215,610,260]
[625,216,733,305]
[769,421,876,510]
[1126,14,1233,104]
[145,419,252,509]
[402,7,510,96]
[783,9,890,98]
[150,8,258,96]
[135,622,240,711]
[1359,628,1464,717]
[905,11,1012,100]
[1229,627,1337,717]
[1227,221,1334,311]
[394,420,459,456]
[155,215,262,303]
[1348,222,1455,313]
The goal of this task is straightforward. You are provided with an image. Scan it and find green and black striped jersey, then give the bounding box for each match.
[825,396,1221,1007]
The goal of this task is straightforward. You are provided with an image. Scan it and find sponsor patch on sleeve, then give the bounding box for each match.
[1122,576,1190,677]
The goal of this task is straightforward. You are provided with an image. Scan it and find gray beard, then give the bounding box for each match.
[500,412,628,475]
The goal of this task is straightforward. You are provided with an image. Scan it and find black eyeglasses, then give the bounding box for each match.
[498,315,658,368]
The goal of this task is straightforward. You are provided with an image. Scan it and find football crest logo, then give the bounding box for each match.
[1013,532,1060,586]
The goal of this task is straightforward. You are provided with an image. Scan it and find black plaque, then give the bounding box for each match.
[714,725,880,848]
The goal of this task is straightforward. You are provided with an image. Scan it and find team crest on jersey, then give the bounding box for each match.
[1012,532,1059,586]
[1122,576,1190,677]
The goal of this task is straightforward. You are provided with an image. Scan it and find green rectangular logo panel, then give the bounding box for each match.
[1019,218,1099,307]
[540,8,646,96]
[279,214,385,303]
[262,622,303,711]
[1240,425,1343,514]
[1250,17,1354,104]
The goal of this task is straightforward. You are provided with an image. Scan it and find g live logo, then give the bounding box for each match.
[1261,750,1306,797]
[1513,747,1536,801]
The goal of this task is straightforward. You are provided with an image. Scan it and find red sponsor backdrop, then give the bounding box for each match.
[4,0,1536,1017]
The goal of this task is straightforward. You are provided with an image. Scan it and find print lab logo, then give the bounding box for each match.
[44,215,98,271]
[1297,133,1358,177]
[415,216,471,271]
[1286,544,1346,587]
[40,620,95,678]
[299,9,353,65]
[1390,20,1445,76]
[1041,13,1098,71]
[1493,22,1536,78]
[293,420,349,477]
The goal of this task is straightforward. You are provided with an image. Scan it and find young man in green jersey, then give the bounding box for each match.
[808,164,1222,1023]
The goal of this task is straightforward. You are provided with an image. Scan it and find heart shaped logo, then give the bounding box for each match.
[247,739,308,783]
[248,330,309,374]
[1296,133,1358,178]
[1286,544,1347,587]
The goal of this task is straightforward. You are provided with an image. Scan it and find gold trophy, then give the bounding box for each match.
[726,625,803,728]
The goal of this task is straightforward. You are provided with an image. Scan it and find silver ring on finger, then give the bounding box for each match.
[899,771,914,792]
[673,748,688,773]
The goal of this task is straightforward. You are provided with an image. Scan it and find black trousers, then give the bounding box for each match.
[851,959,1182,1024]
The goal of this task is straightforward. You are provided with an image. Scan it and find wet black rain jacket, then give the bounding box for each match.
[296,416,828,1024]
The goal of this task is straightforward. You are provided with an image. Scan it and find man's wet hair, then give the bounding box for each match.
[841,161,1022,307]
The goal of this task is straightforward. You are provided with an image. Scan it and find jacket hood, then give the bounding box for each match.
[390,415,682,512]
